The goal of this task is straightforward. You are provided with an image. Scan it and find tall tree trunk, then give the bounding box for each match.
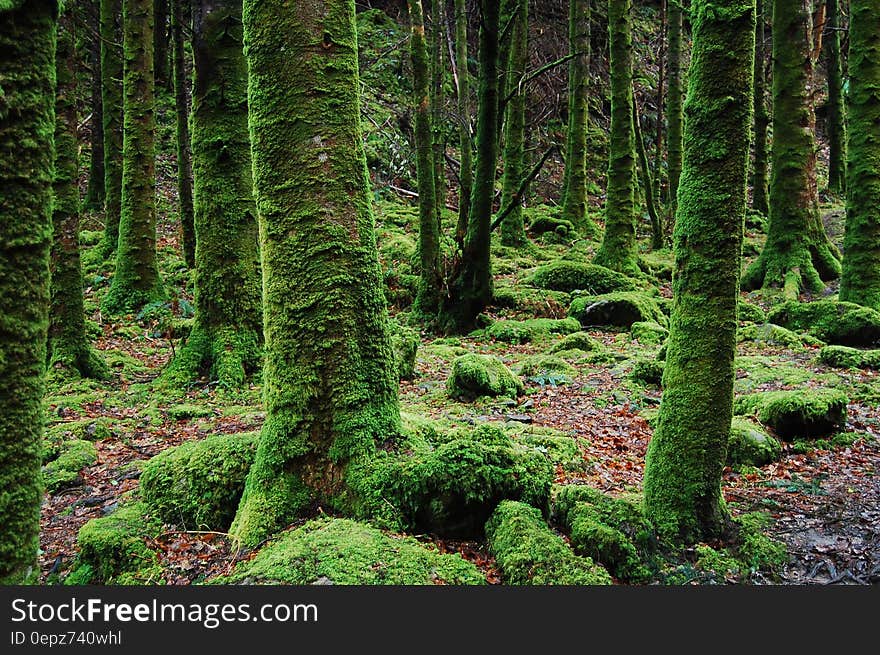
[103,0,164,314]
[742,0,841,298]
[644,0,755,544]
[839,0,880,309]
[453,0,472,245]
[172,0,195,268]
[594,0,640,277]
[84,0,106,212]
[666,0,683,222]
[633,92,662,249]
[232,0,401,547]
[752,0,770,216]
[153,0,168,87]
[162,0,263,390]
[654,0,666,208]
[409,0,442,318]
[441,0,501,332]
[500,0,528,246]
[430,0,446,225]
[50,11,108,381]
[824,0,846,196]
[99,0,124,258]
[559,0,598,237]
[0,0,56,585]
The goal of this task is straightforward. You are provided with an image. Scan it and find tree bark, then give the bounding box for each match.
[824,0,846,196]
[172,0,195,268]
[99,0,124,258]
[84,0,106,211]
[752,0,770,215]
[667,0,684,222]
[453,0,473,245]
[500,0,528,246]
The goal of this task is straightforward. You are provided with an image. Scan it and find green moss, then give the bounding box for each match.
[640,250,674,281]
[216,518,483,585]
[42,440,98,493]
[166,404,215,421]
[737,323,818,349]
[629,358,665,386]
[512,431,585,471]
[526,261,638,294]
[447,354,523,400]
[390,322,419,380]
[734,512,787,572]
[738,301,767,323]
[767,300,880,347]
[486,501,611,585]
[518,355,578,383]
[482,317,581,344]
[727,417,782,467]
[630,321,668,345]
[140,432,258,530]
[734,389,848,440]
[818,345,880,369]
[569,292,667,329]
[549,331,604,353]
[526,206,576,237]
[45,417,113,444]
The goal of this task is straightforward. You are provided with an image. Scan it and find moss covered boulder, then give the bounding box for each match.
[45,417,113,443]
[483,317,581,344]
[140,432,258,530]
[390,322,419,380]
[518,355,578,382]
[569,292,667,329]
[818,345,880,370]
[549,331,603,354]
[217,518,484,585]
[738,302,767,324]
[767,300,880,346]
[727,418,782,467]
[447,353,523,400]
[735,389,848,440]
[42,439,97,492]
[630,321,668,345]
[526,261,638,294]
[628,358,665,386]
[737,323,822,348]
[486,501,611,585]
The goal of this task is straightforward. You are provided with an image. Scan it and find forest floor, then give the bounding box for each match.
[37,193,880,586]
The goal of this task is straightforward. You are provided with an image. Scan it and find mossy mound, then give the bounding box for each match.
[549,330,603,353]
[513,432,585,472]
[628,358,665,386]
[140,432,259,531]
[526,260,638,294]
[737,323,821,348]
[390,322,419,380]
[72,502,163,584]
[446,354,523,400]
[818,345,880,370]
[45,417,113,444]
[569,292,667,329]
[483,317,581,344]
[485,501,612,585]
[630,321,668,345]
[42,439,98,492]
[166,404,215,421]
[735,389,848,440]
[491,283,572,315]
[727,417,782,467]
[551,485,656,583]
[217,518,484,585]
[518,355,578,381]
[738,302,767,324]
[526,206,576,237]
[767,300,880,347]
[348,424,554,537]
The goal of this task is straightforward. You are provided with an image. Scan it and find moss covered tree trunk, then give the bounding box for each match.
[667,0,683,221]
[824,0,846,196]
[453,0,472,245]
[644,0,755,544]
[231,0,401,547]
[752,0,770,216]
[634,92,662,249]
[162,0,262,390]
[560,0,598,237]
[0,0,57,585]
[430,0,445,224]
[99,0,123,258]
[103,0,164,314]
[742,0,841,297]
[441,0,500,332]
[49,11,108,381]
[84,0,105,212]
[409,0,442,319]
[172,0,195,268]
[499,0,528,246]
[594,0,640,277]
[153,0,168,86]
[838,0,880,309]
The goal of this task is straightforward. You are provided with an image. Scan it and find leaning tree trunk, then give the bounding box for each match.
[409,0,442,319]
[0,0,57,585]
[103,0,164,314]
[99,0,123,258]
[644,0,755,544]
[172,0,195,268]
[83,0,105,212]
[824,0,846,196]
[666,0,683,221]
[441,0,501,333]
[560,0,598,237]
[453,0,473,245]
[49,11,108,381]
[752,0,770,216]
[231,0,401,547]
[741,0,841,298]
[499,0,528,246]
[594,0,641,277]
[839,0,880,310]
[161,0,263,390]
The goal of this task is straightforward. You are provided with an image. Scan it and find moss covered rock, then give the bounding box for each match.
[390,322,419,380]
[818,345,880,369]
[485,501,612,585]
[518,355,578,381]
[42,439,98,492]
[45,417,113,443]
[734,389,848,440]
[737,323,821,348]
[166,404,215,421]
[527,208,576,237]
[217,518,484,585]
[630,321,668,345]
[140,432,259,530]
[447,353,523,400]
[483,317,581,344]
[526,261,638,294]
[738,302,767,324]
[727,417,782,467]
[628,358,665,386]
[569,292,667,329]
[767,300,880,346]
[549,331,603,353]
